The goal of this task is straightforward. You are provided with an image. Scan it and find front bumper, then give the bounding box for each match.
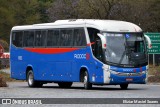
[109,70,147,84]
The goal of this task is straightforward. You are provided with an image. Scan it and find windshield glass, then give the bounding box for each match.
[104,33,147,67]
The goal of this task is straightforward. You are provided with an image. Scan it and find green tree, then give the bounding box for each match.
[109,0,160,32]
[37,0,54,22]
[78,0,120,19]
[48,0,160,32]
[12,0,41,25]
[48,0,79,21]
[148,0,160,32]
[0,0,15,43]
[0,0,52,48]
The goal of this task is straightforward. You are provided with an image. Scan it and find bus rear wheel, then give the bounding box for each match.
[27,70,43,87]
[58,82,73,88]
[120,84,128,90]
[83,71,92,89]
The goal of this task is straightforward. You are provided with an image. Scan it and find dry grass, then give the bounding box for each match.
[0,71,21,87]
[0,73,8,87]
[148,65,160,83]
[0,71,16,82]
[148,65,160,75]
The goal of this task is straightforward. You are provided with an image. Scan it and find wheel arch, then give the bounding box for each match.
[79,66,90,82]
[26,65,34,80]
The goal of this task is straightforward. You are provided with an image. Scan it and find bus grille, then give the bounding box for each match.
[117,72,142,76]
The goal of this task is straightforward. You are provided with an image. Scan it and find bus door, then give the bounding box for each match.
[87,28,104,83]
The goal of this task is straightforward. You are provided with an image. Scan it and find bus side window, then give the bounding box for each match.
[35,31,41,47]
[73,29,86,46]
[47,30,54,46]
[53,30,60,46]
[41,31,47,47]
[35,30,46,47]
[60,29,73,47]
[87,28,100,55]
[46,29,60,47]
[23,31,34,47]
[95,37,103,61]
[12,31,23,47]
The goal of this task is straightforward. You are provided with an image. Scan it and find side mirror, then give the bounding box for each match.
[97,33,106,49]
[144,34,152,49]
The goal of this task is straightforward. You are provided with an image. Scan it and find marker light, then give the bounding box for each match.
[150,44,152,48]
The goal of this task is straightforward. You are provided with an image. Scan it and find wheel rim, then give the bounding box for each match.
[28,73,33,85]
[84,75,87,86]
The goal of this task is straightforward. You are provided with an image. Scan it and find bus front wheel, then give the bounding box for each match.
[27,70,42,87]
[83,71,92,89]
[120,84,128,90]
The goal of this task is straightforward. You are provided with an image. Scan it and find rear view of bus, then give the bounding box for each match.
[10,19,151,89]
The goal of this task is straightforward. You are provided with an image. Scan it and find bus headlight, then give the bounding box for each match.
[102,64,109,71]
[141,70,146,74]
[110,70,118,75]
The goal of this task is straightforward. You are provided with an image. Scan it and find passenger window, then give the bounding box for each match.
[35,30,46,47]
[73,29,86,46]
[47,30,60,47]
[12,31,23,47]
[46,28,86,47]
[23,31,34,47]
[60,29,73,46]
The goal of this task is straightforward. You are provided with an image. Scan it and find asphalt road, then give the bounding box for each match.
[0,82,160,107]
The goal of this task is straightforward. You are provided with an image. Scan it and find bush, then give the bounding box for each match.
[148,71,160,83]
[0,74,7,87]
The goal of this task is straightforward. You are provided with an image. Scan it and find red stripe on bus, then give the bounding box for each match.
[24,48,79,54]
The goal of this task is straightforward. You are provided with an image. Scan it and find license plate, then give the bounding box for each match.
[126,78,133,81]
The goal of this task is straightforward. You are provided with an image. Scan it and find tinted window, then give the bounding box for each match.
[87,28,99,43]
[23,31,34,47]
[35,30,46,47]
[60,29,73,46]
[12,28,87,48]
[12,31,23,47]
[41,31,47,46]
[87,28,100,56]
[47,30,60,47]
[73,29,86,46]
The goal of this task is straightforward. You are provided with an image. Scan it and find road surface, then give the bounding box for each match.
[0,82,160,107]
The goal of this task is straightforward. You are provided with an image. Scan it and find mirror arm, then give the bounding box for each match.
[144,34,152,49]
[97,33,106,49]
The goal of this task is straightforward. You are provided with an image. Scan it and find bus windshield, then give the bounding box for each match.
[104,33,147,67]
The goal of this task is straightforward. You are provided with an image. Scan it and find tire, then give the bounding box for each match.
[83,71,92,89]
[27,70,43,87]
[58,82,73,88]
[120,84,128,90]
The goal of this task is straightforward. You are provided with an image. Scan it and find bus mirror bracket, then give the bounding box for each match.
[144,34,152,49]
[97,33,106,49]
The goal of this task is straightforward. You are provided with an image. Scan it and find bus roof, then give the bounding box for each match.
[11,19,142,32]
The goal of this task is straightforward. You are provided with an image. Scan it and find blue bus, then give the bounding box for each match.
[10,19,151,89]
